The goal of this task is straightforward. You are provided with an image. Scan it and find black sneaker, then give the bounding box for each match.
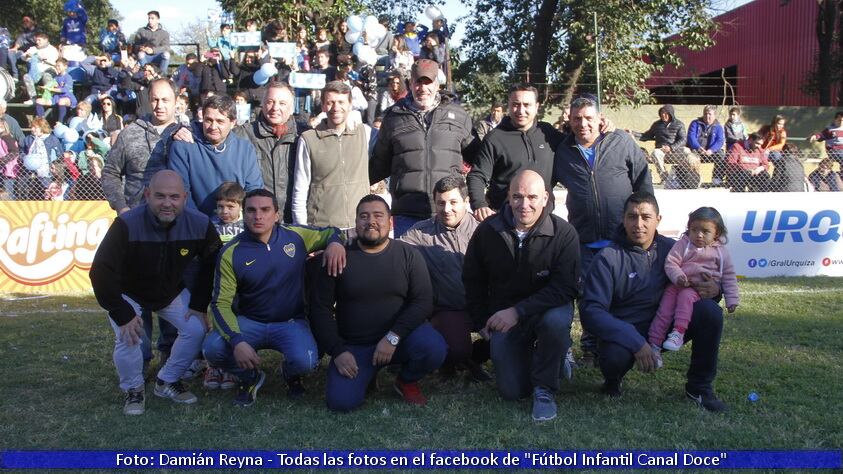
[601,379,622,397]
[286,375,306,399]
[686,390,729,412]
[464,360,492,382]
[123,386,145,415]
[234,370,265,407]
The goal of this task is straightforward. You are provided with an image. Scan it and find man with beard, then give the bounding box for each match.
[309,195,446,411]
[90,170,222,415]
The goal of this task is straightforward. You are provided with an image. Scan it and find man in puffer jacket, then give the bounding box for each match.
[629,104,686,182]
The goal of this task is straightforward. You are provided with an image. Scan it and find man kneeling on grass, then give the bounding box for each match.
[308,195,447,411]
[579,191,728,412]
[203,189,346,407]
[91,170,222,415]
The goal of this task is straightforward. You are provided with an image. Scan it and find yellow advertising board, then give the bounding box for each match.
[0,201,114,294]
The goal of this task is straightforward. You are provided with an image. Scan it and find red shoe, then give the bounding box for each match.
[394,378,427,406]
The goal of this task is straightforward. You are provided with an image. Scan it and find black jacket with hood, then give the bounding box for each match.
[635,104,687,150]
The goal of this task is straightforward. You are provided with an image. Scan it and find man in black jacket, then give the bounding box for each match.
[579,192,727,412]
[467,84,563,221]
[463,170,580,421]
[90,170,222,415]
[309,195,446,411]
[370,59,479,237]
[628,104,687,181]
[553,94,653,365]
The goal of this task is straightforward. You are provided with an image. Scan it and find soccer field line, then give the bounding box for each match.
[741,287,843,295]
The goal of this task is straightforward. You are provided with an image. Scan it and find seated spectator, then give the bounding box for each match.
[399,21,428,58]
[313,27,332,56]
[199,51,229,98]
[686,105,725,186]
[134,11,171,77]
[100,96,123,136]
[0,99,25,147]
[60,1,88,47]
[0,117,20,198]
[173,53,200,97]
[22,118,64,199]
[333,20,353,59]
[724,106,747,152]
[727,133,770,192]
[808,111,843,166]
[0,27,13,79]
[22,33,60,105]
[378,72,407,117]
[628,105,687,182]
[759,114,787,160]
[114,56,140,116]
[419,34,446,70]
[35,58,76,123]
[808,157,843,192]
[769,143,806,192]
[86,56,120,104]
[207,23,236,76]
[389,36,414,80]
[99,19,127,63]
[69,101,103,137]
[7,15,41,81]
[68,153,106,200]
[174,93,192,127]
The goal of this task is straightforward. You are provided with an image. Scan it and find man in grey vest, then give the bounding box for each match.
[292,81,374,231]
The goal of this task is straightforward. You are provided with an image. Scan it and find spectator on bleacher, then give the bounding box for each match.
[333,20,353,59]
[727,133,770,192]
[759,115,787,158]
[68,153,105,200]
[628,104,686,182]
[808,157,843,191]
[69,101,103,138]
[114,55,140,116]
[173,53,200,97]
[101,78,180,213]
[373,16,394,60]
[21,117,63,199]
[473,102,504,142]
[724,107,747,152]
[168,94,263,216]
[370,59,479,237]
[60,1,88,47]
[199,51,229,98]
[86,56,119,104]
[808,111,843,166]
[378,72,407,117]
[686,105,725,187]
[99,19,127,63]
[389,36,414,80]
[311,49,337,110]
[0,27,14,79]
[0,99,26,146]
[33,58,75,123]
[174,93,192,126]
[22,32,59,105]
[313,27,332,56]
[399,21,427,58]
[357,53,378,125]
[420,35,446,70]
[134,11,171,77]
[769,143,806,192]
[100,96,123,136]
[0,117,20,198]
[6,16,40,80]
[207,23,236,76]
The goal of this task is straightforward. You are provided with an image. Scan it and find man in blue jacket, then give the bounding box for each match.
[579,191,728,412]
[687,105,726,187]
[168,94,264,216]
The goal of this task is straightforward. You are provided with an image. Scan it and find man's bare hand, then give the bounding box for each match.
[634,342,658,373]
[473,207,496,222]
[322,241,346,277]
[692,273,721,299]
[172,126,195,144]
[334,351,358,378]
[119,315,144,346]
[485,307,519,333]
[233,341,261,370]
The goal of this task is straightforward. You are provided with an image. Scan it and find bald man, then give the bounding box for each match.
[91,170,222,416]
[463,170,580,421]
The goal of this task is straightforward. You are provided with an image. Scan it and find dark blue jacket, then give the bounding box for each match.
[90,204,222,326]
[61,7,88,46]
[579,232,675,353]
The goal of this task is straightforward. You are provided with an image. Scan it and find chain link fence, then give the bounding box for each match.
[1,149,106,201]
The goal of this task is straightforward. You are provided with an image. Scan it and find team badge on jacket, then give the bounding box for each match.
[180,248,189,257]
[283,243,296,258]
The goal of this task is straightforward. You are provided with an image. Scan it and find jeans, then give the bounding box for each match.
[0,47,18,78]
[490,304,574,400]
[203,316,319,382]
[325,322,446,412]
[108,289,205,391]
[599,299,723,394]
[392,215,424,238]
[138,51,171,76]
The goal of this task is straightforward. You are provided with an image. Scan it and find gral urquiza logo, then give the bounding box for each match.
[0,203,112,285]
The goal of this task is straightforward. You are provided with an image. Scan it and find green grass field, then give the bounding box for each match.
[1,277,841,462]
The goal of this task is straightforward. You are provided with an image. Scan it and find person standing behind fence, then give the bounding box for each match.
[724,107,747,153]
[808,111,843,166]
[769,143,807,192]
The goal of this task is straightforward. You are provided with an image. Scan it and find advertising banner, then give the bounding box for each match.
[553,190,843,277]
[0,201,114,294]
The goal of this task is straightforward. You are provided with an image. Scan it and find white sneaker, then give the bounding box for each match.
[663,330,685,351]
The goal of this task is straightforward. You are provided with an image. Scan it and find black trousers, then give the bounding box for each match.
[598,299,723,394]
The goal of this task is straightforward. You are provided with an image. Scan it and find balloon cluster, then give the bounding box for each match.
[253,62,278,86]
[344,15,385,66]
[53,123,80,146]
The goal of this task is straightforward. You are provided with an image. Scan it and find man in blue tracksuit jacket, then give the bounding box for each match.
[168,94,263,217]
[204,188,346,407]
[579,191,728,412]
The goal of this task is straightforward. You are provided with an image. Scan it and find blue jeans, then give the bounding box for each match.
[392,215,425,238]
[490,304,573,400]
[203,316,319,382]
[325,322,446,412]
[138,51,171,75]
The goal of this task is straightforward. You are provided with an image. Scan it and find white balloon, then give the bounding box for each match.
[364,15,379,30]
[63,128,79,144]
[347,15,364,33]
[358,45,377,66]
[53,123,69,141]
[365,23,386,45]
[345,30,361,44]
[425,5,443,20]
[352,42,364,56]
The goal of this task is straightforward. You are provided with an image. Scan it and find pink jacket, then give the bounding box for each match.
[665,234,740,307]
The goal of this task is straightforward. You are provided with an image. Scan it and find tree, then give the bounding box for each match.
[458,0,717,107]
[804,0,841,105]
[215,0,366,33]
[5,0,119,51]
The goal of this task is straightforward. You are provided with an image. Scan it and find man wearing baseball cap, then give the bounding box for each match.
[370,59,478,237]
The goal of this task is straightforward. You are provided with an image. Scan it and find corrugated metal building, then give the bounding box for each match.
[648,0,830,106]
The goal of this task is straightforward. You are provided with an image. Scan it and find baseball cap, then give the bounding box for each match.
[411,59,439,83]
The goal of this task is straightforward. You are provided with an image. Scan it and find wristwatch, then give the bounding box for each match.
[386,331,400,346]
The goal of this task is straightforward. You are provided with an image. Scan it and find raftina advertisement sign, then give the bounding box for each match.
[0,201,113,293]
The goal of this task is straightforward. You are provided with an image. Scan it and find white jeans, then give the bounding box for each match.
[108,289,204,391]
